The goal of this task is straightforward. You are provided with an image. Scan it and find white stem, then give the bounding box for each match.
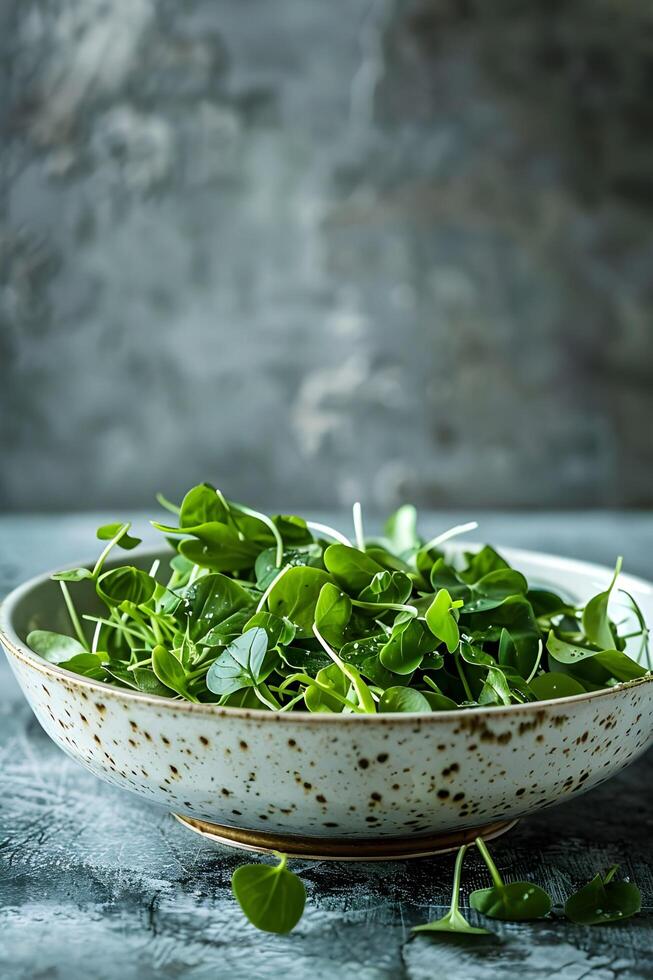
[526,639,544,684]
[352,501,365,552]
[306,521,352,546]
[422,521,478,552]
[91,620,102,655]
[256,564,291,613]
[148,559,160,578]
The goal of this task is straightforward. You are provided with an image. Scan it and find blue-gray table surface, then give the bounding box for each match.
[0,512,652,980]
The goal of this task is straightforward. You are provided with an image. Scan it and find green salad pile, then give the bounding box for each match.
[27,483,650,712]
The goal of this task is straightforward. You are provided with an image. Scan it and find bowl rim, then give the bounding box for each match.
[1,545,652,724]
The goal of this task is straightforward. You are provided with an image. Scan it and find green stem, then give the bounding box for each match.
[59,582,88,649]
[92,523,131,578]
[272,852,287,871]
[475,837,504,891]
[455,653,473,702]
[352,599,418,617]
[312,624,376,713]
[450,844,468,915]
[278,672,364,713]
[229,498,284,568]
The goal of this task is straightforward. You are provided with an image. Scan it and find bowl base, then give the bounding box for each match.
[172,814,519,861]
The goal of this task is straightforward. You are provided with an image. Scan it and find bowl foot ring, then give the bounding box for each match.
[172,814,519,861]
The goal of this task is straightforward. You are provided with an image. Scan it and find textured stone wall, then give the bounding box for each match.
[2,0,652,512]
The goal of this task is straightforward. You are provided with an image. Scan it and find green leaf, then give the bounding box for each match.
[379,686,431,713]
[564,866,641,925]
[177,528,260,572]
[582,558,622,649]
[384,505,419,555]
[529,672,586,700]
[470,882,552,922]
[206,627,272,696]
[183,573,254,642]
[180,482,229,527]
[96,523,142,550]
[413,845,493,938]
[243,611,296,648]
[231,854,306,934]
[304,663,350,712]
[96,567,156,607]
[254,545,322,590]
[314,582,352,647]
[425,589,462,653]
[323,544,386,594]
[471,838,552,921]
[469,597,541,678]
[478,666,512,706]
[429,559,470,602]
[547,631,646,681]
[51,567,94,582]
[56,652,108,680]
[272,514,314,546]
[380,618,438,674]
[459,546,509,584]
[267,566,333,638]
[152,644,195,700]
[358,570,413,606]
[107,665,173,697]
[27,630,86,664]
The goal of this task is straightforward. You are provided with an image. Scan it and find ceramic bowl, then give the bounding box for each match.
[2,546,652,860]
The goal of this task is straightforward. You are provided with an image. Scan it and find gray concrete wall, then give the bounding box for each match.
[2,0,652,512]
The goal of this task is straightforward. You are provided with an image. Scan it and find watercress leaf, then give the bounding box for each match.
[358,570,413,606]
[206,628,275,695]
[304,663,349,712]
[96,523,142,550]
[152,644,195,700]
[473,569,528,601]
[413,845,493,938]
[267,566,333,638]
[545,632,646,680]
[582,559,622,650]
[469,597,541,678]
[244,611,296,648]
[529,672,586,700]
[429,559,470,602]
[272,514,314,546]
[379,686,431,713]
[471,837,552,921]
[183,573,254,642]
[384,504,419,555]
[459,546,510,584]
[323,544,386,594]
[380,618,438,674]
[178,528,260,572]
[255,545,323,590]
[231,855,306,934]
[564,866,641,925]
[422,689,459,711]
[180,482,229,527]
[478,666,512,706]
[459,642,496,668]
[27,630,86,664]
[107,665,173,697]
[470,882,552,921]
[528,589,576,619]
[220,688,262,708]
[51,567,94,582]
[314,582,352,647]
[56,652,108,681]
[280,647,332,674]
[96,567,156,607]
[425,589,461,653]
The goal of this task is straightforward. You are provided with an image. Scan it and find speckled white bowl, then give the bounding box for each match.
[1,546,652,859]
